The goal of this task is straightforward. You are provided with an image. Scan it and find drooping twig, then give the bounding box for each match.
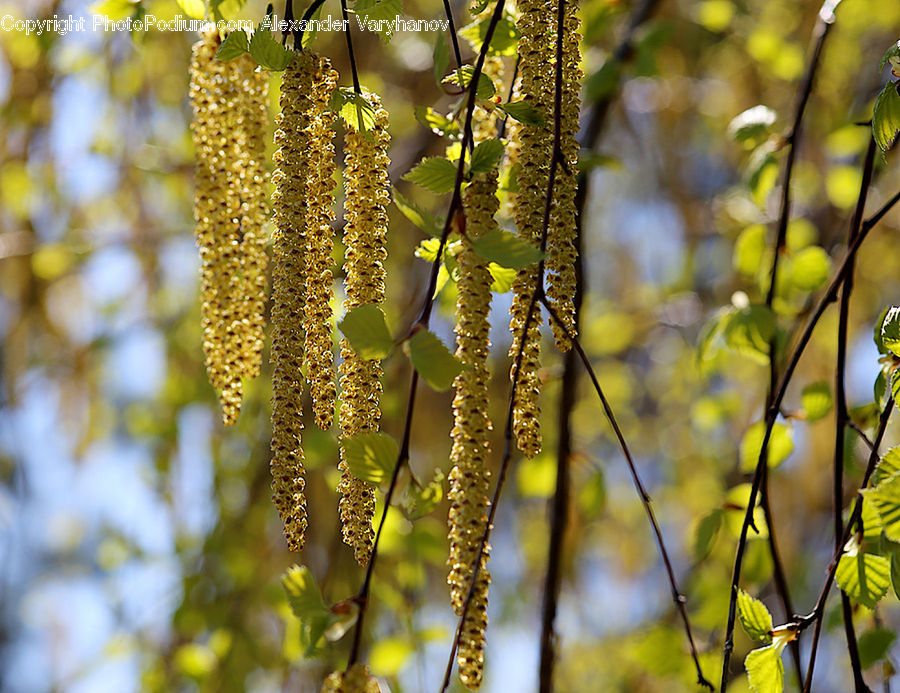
[338,0,362,94]
[344,0,509,670]
[719,187,900,689]
[831,136,878,692]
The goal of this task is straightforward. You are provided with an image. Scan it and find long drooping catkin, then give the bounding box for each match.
[544,0,581,349]
[338,91,391,566]
[190,30,243,426]
[269,53,317,552]
[320,664,380,693]
[508,0,554,458]
[303,56,339,430]
[234,54,269,379]
[448,172,498,690]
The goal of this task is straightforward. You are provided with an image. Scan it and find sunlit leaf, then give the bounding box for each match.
[282,565,328,619]
[470,229,543,269]
[858,628,896,670]
[404,157,458,194]
[745,644,784,693]
[737,590,773,643]
[800,382,832,422]
[728,105,776,143]
[873,83,900,152]
[836,539,891,609]
[469,138,504,175]
[338,305,394,360]
[216,30,250,61]
[341,432,399,485]
[248,26,295,71]
[405,329,463,391]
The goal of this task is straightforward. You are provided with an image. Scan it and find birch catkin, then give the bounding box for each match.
[303,56,339,430]
[508,0,555,458]
[338,91,391,565]
[190,30,244,426]
[448,171,498,690]
[321,664,380,693]
[234,53,269,379]
[545,0,581,349]
[269,52,317,552]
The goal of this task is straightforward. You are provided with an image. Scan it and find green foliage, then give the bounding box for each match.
[858,628,896,669]
[354,0,403,42]
[401,469,444,519]
[499,100,545,126]
[880,305,900,357]
[800,382,833,421]
[469,139,505,175]
[745,643,784,693]
[216,31,250,61]
[282,565,327,619]
[394,189,442,236]
[442,65,496,99]
[415,106,458,136]
[405,329,464,391]
[331,89,378,133]
[248,26,294,71]
[728,105,776,144]
[404,157,458,194]
[341,432,399,484]
[470,228,544,269]
[873,83,900,152]
[459,15,520,56]
[835,537,891,608]
[736,590,772,643]
[739,421,794,472]
[864,472,900,542]
[338,305,394,360]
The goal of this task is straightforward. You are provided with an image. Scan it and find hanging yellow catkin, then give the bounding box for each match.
[320,663,380,693]
[269,52,317,552]
[234,53,270,379]
[448,171,498,690]
[338,91,391,566]
[304,56,340,430]
[190,30,243,426]
[508,0,554,458]
[544,0,581,349]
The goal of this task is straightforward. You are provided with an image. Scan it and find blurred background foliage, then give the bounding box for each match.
[1,0,899,690]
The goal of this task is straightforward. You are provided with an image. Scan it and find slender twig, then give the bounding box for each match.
[719,187,900,689]
[343,0,509,670]
[339,0,361,94]
[440,0,464,73]
[542,299,713,689]
[832,136,878,692]
[800,397,894,691]
[297,0,328,47]
[849,420,877,452]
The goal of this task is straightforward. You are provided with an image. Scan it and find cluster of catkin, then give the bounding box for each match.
[321,664,380,693]
[507,0,581,458]
[269,53,391,563]
[190,30,269,426]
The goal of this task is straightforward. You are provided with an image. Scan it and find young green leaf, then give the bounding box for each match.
[864,473,900,542]
[693,510,722,561]
[499,100,545,126]
[248,26,295,71]
[737,590,773,643]
[488,263,516,292]
[468,138,504,175]
[789,246,831,291]
[835,539,891,608]
[414,106,458,136]
[394,189,442,237]
[739,421,794,472]
[442,65,496,99]
[872,446,900,487]
[216,30,250,60]
[405,329,464,391]
[458,16,520,56]
[800,382,833,422]
[733,224,767,276]
[880,41,900,73]
[402,469,444,519]
[745,644,784,693]
[404,157,458,194]
[881,306,900,357]
[857,628,896,670]
[433,33,450,87]
[282,565,328,619]
[470,228,543,269]
[341,432,399,485]
[873,83,900,152]
[727,105,776,143]
[354,0,403,42]
[338,305,394,360]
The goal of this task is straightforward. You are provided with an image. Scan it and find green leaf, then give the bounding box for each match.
[338,305,394,360]
[394,189,442,236]
[488,263,516,292]
[880,41,900,73]
[406,329,464,391]
[865,473,900,542]
[469,139,504,175]
[789,246,831,291]
[354,0,404,41]
[873,83,900,152]
[517,454,557,498]
[249,27,295,71]
[801,382,833,422]
[330,88,377,133]
[433,33,450,87]
[442,65,496,99]
[459,15,520,56]
[728,105,776,143]
[737,590,774,643]
[693,510,722,560]
[881,306,900,358]
[414,106,458,136]
[836,541,891,608]
[584,61,621,103]
[739,422,794,472]
[747,141,778,206]
[216,30,250,61]
[282,565,328,619]
[404,157,458,194]
[402,469,444,519]
[470,229,543,269]
[722,303,776,364]
[873,446,900,487]
[341,432,399,485]
[891,547,900,601]
[858,627,896,670]
[733,224,767,276]
[499,100,545,127]
[745,644,784,693]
